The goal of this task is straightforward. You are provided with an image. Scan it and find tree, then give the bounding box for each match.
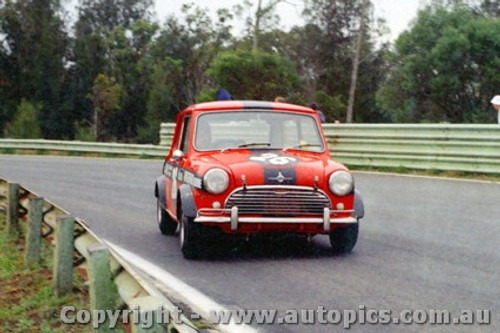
[88,74,122,141]
[346,0,370,123]
[206,49,301,100]
[479,0,500,16]
[71,0,154,140]
[103,20,158,140]
[297,0,385,122]
[0,0,70,138]
[377,3,500,123]
[139,58,184,144]
[234,0,293,50]
[150,4,233,103]
[4,99,42,139]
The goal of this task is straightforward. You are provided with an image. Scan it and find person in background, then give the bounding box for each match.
[274,96,286,103]
[490,95,500,124]
[309,103,326,123]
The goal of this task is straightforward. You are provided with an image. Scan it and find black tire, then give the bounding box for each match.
[179,210,225,259]
[157,198,177,235]
[179,212,203,259]
[329,222,359,254]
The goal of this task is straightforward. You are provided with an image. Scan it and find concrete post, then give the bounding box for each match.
[53,215,75,297]
[88,243,113,332]
[25,197,44,267]
[6,182,19,237]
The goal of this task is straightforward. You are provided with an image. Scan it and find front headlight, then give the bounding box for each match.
[329,171,354,196]
[203,168,229,194]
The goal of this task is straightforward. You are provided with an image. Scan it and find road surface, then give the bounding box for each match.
[1,155,498,332]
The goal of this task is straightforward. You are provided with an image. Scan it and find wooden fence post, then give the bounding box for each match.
[53,215,75,297]
[25,197,44,267]
[88,243,113,332]
[6,182,19,237]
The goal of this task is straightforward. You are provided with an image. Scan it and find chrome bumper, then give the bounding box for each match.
[194,207,358,232]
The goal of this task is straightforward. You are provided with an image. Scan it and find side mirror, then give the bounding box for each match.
[172,150,184,162]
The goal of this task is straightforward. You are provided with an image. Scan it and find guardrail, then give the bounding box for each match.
[0,179,198,332]
[160,123,176,147]
[322,124,500,174]
[1,123,499,174]
[158,123,500,174]
[0,139,167,157]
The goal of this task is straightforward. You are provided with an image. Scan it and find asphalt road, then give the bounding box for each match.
[1,155,498,332]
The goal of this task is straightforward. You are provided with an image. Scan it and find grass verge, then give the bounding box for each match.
[0,212,90,332]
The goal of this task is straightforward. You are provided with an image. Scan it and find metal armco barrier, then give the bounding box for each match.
[322,124,500,174]
[159,123,176,147]
[0,139,167,157]
[0,178,198,333]
[159,123,500,174]
[1,122,499,174]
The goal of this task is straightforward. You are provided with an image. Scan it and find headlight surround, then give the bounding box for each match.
[203,168,229,194]
[329,171,354,196]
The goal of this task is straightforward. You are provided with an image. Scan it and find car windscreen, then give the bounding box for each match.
[194,111,324,152]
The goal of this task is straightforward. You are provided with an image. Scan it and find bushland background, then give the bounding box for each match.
[1,0,499,144]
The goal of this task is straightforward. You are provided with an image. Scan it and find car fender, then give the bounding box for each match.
[354,189,365,219]
[179,184,198,218]
[155,175,166,208]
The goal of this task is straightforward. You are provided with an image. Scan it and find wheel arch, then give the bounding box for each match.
[178,184,198,219]
[155,175,166,206]
[354,189,364,219]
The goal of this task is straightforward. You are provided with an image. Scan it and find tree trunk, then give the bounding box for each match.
[346,1,368,123]
[253,0,263,51]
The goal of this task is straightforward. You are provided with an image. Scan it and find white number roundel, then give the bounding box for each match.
[249,153,297,165]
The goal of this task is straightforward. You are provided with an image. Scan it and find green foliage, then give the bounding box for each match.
[207,49,301,100]
[294,0,387,122]
[312,91,346,122]
[74,123,96,142]
[90,74,122,114]
[138,57,184,144]
[149,5,233,106]
[4,99,42,139]
[196,89,218,103]
[0,214,91,333]
[2,0,500,143]
[72,1,155,141]
[0,0,70,139]
[377,3,500,123]
[89,74,122,141]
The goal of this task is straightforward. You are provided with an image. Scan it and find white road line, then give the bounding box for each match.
[105,241,259,333]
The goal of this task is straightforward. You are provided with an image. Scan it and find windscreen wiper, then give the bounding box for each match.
[283,143,322,151]
[237,142,272,148]
[221,142,272,153]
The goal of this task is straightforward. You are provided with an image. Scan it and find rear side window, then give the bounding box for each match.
[179,117,191,154]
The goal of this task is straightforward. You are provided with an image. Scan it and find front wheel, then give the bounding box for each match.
[329,222,359,254]
[179,213,203,259]
[157,198,177,235]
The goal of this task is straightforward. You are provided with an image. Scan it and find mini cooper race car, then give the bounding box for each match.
[155,100,364,259]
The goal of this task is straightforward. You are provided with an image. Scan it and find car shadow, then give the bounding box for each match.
[201,234,350,261]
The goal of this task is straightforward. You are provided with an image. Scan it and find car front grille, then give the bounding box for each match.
[225,186,331,217]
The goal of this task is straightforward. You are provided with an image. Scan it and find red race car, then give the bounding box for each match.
[155,101,364,259]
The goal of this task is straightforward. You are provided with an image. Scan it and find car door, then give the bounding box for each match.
[167,116,191,218]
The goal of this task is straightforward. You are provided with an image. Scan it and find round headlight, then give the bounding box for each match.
[329,171,354,196]
[203,168,229,194]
